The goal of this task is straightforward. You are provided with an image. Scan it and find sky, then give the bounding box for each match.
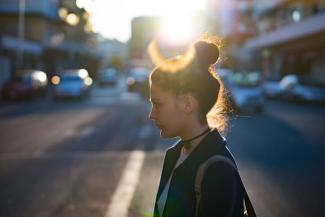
[88,0,205,42]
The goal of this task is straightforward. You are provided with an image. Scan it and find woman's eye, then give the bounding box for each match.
[150,100,161,108]
[153,102,160,107]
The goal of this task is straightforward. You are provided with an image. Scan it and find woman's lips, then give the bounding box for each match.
[151,120,163,129]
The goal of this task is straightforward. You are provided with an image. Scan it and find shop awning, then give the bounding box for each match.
[1,35,43,55]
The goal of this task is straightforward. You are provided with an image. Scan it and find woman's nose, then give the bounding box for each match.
[149,107,156,120]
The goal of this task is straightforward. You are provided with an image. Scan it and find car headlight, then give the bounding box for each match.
[127,77,135,85]
[84,77,93,86]
[51,76,60,85]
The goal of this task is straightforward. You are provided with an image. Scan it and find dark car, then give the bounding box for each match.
[98,68,118,86]
[126,67,150,97]
[280,74,325,104]
[262,76,282,99]
[1,70,48,100]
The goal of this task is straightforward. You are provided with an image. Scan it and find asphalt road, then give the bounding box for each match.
[0,82,155,217]
[227,101,325,217]
[0,83,324,217]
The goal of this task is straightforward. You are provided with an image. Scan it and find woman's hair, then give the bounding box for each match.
[148,36,229,135]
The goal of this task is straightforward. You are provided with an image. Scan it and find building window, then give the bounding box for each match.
[291,9,301,22]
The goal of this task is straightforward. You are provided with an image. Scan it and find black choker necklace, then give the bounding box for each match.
[181,128,210,149]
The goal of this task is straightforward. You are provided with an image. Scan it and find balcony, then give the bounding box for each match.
[245,13,325,50]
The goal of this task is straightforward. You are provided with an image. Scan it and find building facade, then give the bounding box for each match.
[245,0,325,84]
[0,0,99,88]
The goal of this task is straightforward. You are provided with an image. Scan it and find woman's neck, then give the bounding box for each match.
[180,124,209,155]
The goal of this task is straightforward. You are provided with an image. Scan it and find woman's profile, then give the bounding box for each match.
[147,36,256,217]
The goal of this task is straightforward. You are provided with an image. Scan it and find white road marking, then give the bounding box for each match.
[105,150,145,217]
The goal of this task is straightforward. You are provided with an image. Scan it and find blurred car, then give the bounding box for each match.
[262,76,282,99]
[280,74,325,103]
[51,69,93,99]
[1,69,48,100]
[279,74,298,100]
[98,68,118,86]
[215,68,233,77]
[126,67,150,97]
[219,71,264,113]
[293,84,325,103]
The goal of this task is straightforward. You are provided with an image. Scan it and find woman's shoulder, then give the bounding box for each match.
[199,151,238,183]
[205,156,237,173]
[201,156,238,189]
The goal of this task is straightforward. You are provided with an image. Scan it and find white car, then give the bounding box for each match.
[220,71,264,113]
[52,69,93,99]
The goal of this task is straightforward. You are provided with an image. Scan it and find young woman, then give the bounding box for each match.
[148,38,250,217]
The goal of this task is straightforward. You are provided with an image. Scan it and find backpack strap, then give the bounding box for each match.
[194,155,257,217]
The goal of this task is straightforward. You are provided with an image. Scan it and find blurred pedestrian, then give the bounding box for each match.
[148,37,256,217]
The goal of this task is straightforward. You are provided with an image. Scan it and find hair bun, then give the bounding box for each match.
[194,41,219,68]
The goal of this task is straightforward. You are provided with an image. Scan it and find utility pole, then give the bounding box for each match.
[17,0,25,69]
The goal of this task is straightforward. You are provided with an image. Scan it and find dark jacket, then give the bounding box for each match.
[153,129,244,217]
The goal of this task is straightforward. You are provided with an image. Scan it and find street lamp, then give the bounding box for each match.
[17,0,25,69]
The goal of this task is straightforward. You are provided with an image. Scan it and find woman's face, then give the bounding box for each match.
[149,83,186,138]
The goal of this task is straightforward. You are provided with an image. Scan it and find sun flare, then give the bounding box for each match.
[159,14,197,45]
[90,0,205,42]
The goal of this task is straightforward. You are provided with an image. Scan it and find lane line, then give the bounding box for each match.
[105,150,145,217]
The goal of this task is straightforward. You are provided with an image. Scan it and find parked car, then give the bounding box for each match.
[126,67,150,97]
[293,84,325,103]
[262,76,282,99]
[98,68,118,86]
[280,74,325,103]
[51,69,93,100]
[219,71,264,113]
[215,68,233,77]
[1,69,48,100]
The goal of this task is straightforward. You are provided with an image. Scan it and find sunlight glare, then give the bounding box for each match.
[91,0,205,42]
[76,0,95,13]
[160,14,196,45]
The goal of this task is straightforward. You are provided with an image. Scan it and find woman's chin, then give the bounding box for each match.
[160,129,175,139]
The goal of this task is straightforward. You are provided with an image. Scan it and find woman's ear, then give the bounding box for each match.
[178,94,197,114]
